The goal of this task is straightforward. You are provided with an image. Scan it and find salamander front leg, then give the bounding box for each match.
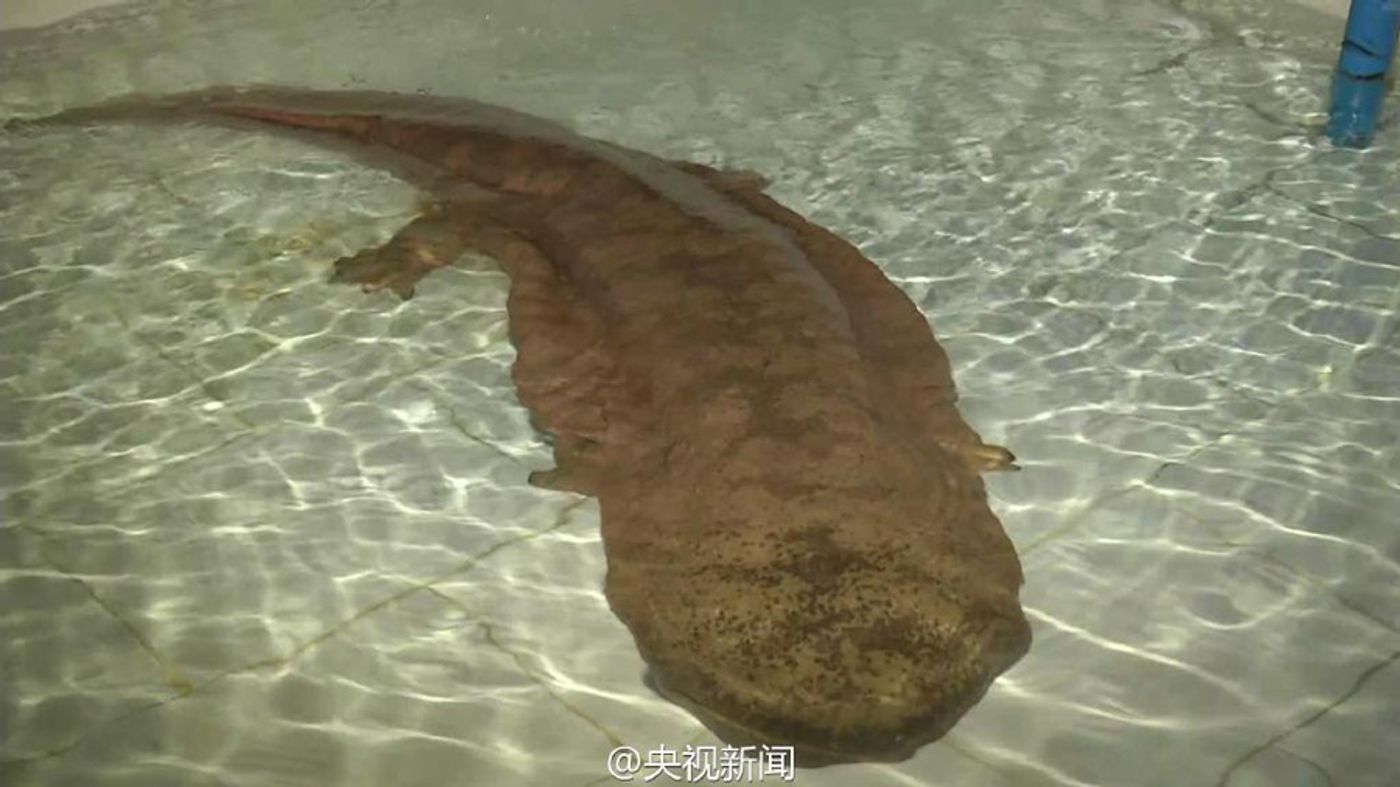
[528,433,604,495]
[969,442,1019,472]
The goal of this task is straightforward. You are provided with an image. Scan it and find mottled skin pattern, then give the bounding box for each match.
[11,87,1031,765]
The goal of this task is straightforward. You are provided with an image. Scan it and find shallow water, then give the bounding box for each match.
[1,1,1398,785]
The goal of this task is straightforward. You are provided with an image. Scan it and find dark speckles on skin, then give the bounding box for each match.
[779,524,869,587]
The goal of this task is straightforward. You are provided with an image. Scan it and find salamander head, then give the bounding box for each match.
[604,425,1030,766]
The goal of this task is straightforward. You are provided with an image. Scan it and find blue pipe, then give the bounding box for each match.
[1326,0,1400,148]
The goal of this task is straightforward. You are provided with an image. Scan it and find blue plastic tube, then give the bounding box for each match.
[1326,0,1400,148]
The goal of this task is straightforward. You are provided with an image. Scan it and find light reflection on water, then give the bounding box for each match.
[1,1,1397,785]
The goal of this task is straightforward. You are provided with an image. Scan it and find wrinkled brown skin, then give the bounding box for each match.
[12,86,1031,765]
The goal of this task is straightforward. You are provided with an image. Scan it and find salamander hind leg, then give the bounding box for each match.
[329,211,472,300]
